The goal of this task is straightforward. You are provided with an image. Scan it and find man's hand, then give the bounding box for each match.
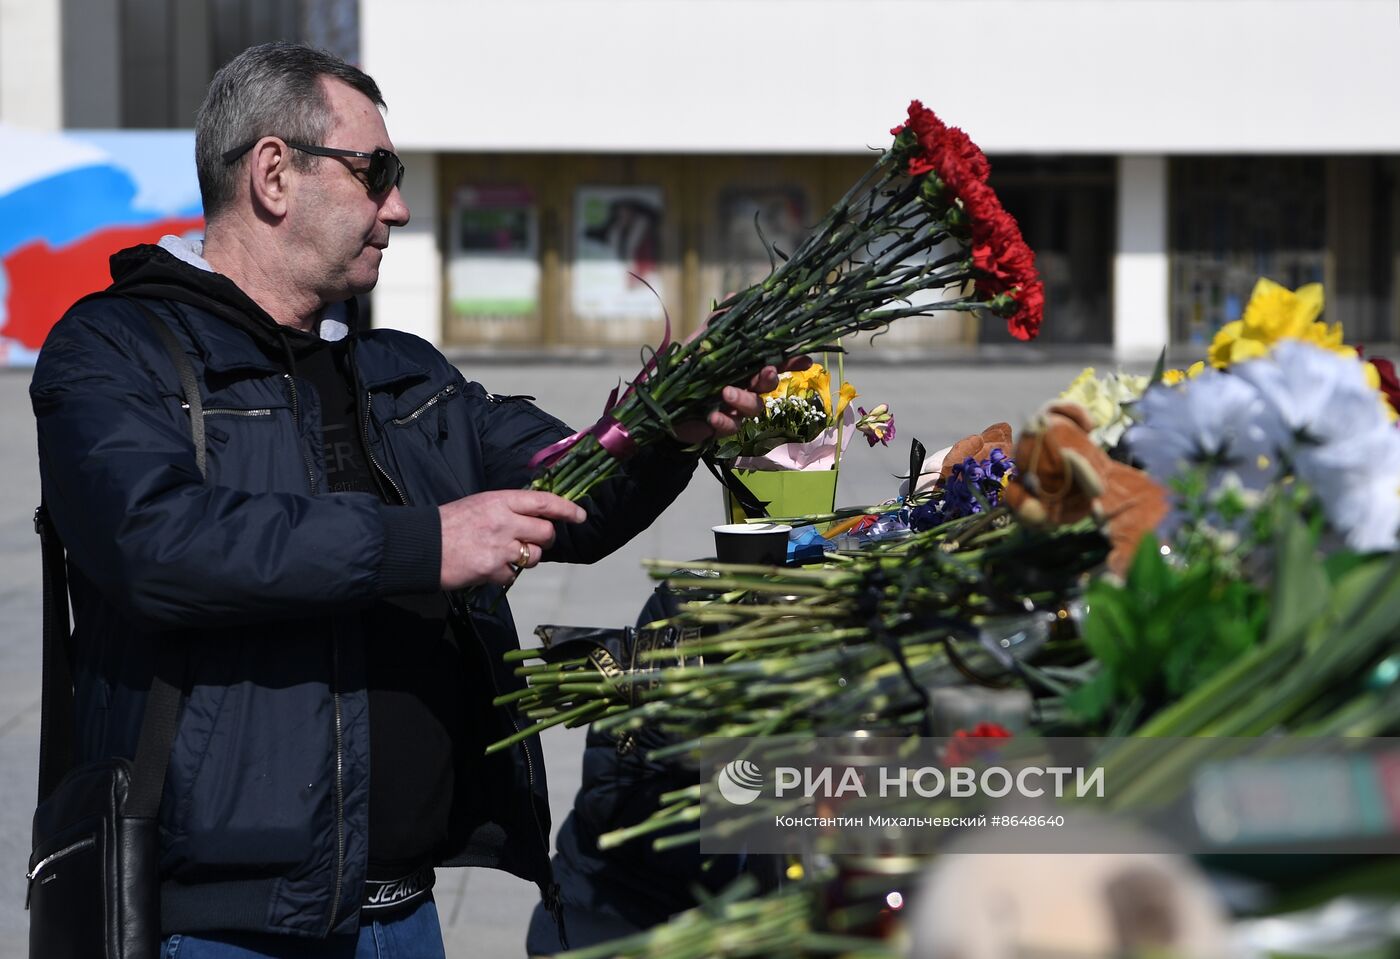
[439,490,587,589]
[673,356,813,445]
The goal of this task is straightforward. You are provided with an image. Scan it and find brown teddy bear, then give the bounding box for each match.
[1003,402,1169,577]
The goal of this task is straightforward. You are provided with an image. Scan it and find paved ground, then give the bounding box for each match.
[0,356,1104,957]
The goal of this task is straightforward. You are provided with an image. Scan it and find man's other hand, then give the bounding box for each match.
[439,490,587,589]
[673,356,813,445]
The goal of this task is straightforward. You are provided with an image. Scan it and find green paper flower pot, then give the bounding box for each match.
[724,468,839,524]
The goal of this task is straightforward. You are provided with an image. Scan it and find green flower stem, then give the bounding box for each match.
[483,699,608,755]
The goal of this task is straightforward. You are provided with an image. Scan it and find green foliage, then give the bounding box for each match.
[1066,534,1267,728]
[711,402,828,461]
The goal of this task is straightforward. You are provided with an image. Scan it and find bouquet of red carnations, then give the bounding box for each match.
[530,101,1044,500]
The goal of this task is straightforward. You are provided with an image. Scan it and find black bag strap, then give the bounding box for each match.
[36,296,205,812]
[34,505,74,804]
[122,295,207,479]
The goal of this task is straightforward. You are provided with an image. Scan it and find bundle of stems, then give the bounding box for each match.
[488,517,1108,756]
[530,102,1042,502]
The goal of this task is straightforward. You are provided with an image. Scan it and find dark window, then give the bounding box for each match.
[63,0,360,129]
[1169,157,1328,346]
[977,156,1116,345]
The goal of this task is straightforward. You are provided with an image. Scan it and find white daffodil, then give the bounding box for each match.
[1059,368,1150,448]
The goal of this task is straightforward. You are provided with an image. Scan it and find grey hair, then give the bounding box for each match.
[195,42,385,220]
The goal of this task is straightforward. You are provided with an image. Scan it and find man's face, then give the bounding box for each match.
[288,77,410,302]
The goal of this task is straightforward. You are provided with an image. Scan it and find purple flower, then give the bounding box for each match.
[855,404,896,447]
[926,451,1018,522]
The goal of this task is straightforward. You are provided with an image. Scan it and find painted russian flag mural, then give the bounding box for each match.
[0,126,204,366]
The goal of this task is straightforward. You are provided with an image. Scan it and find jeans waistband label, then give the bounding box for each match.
[362,865,435,912]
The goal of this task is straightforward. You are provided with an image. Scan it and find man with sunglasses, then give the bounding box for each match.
[32,41,793,958]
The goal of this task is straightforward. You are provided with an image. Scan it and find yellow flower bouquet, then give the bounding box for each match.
[712,361,892,520]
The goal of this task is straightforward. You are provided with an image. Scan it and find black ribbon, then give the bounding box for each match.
[702,454,770,519]
[907,437,927,498]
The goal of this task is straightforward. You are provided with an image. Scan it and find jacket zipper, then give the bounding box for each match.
[203,407,274,417]
[363,394,407,504]
[326,641,345,935]
[391,384,456,426]
[282,370,344,932]
[282,374,318,494]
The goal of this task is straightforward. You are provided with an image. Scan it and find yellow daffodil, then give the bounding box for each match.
[1207,278,1333,368]
[809,367,832,410]
[1241,277,1324,338]
[834,382,859,419]
[764,362,826,400]
[1161,361,1205,386]
[759,361,877,430]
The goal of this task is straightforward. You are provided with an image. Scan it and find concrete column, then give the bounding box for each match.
[372,150,441,344]
[1113,155,1171,361]
[0,0,63,129]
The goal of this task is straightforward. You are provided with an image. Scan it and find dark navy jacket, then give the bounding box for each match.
[29,244,697,939]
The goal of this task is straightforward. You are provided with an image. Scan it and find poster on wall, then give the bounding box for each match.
[448,185,539,319]
[718,188,807,297]
[572,185,664,322]
[0,126,204,366]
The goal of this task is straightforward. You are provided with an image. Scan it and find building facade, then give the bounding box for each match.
[361,0,1400,359]
[4,0,1396,359]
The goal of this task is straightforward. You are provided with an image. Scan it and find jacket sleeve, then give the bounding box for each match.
[466,383,699,565]
[30,308,442,629]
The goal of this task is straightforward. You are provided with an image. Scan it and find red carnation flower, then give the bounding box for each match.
[943,721,1013,767]
[889,99,1044,341]
[1008,280,1045,341]
[891,99,945,142]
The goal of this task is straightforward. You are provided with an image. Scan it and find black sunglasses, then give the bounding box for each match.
[221,139,405,197]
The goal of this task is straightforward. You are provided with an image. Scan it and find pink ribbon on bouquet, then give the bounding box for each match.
[527,276,673,471]
[527,383,637,469]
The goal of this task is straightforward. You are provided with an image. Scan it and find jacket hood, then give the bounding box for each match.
[107,239,351,364]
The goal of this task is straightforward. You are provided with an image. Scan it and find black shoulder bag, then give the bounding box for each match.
[27,298,206,959]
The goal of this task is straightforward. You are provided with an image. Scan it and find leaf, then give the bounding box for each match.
[1065,667,1117,724]
[1266,502,1330,646]
[630,382,676,433]
[1079,586,1134,672]
[1124,534,1169,606]
[1323,550,1370,584]
[1327,552,1400,651]
[1149,346,1168,385]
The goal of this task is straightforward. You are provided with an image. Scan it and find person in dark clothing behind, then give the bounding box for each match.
[31,41,801,957]
[525,586,762,955]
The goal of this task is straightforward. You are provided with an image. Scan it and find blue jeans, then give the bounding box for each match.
[160,899,446,958]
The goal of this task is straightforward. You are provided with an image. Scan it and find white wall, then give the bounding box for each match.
[1113,156,1170,361]
[0,0,62,129]
[372,150,441,342]
[363,0,1400,154]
